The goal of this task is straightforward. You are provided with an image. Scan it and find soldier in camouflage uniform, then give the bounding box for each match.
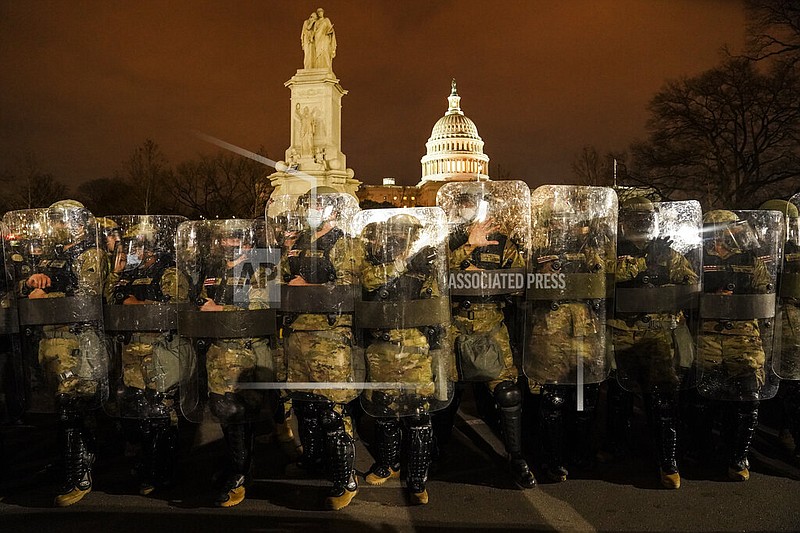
[608,197,699,489]
[358,213,446,505]
[106,221,186,495]
[695,210,775,481]
[279,187,360,510]
[437,189,536,488]
[12,200,108,506]
[526,187,615,483]
[193,220,274,507]
[759,199,800,465]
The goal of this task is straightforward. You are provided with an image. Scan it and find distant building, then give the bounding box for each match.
[357,80,492,207]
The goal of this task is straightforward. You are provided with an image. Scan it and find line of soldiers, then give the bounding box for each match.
[0,184,798,511]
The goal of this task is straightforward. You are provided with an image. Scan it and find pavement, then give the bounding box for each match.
[1,388,799,533]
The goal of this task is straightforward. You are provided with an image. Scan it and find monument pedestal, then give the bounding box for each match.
[268,68,360,201]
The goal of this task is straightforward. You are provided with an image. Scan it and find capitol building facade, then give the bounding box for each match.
[357,80,493,207]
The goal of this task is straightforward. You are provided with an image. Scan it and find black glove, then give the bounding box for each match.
[647,236,673,265]
[406,246,437,274]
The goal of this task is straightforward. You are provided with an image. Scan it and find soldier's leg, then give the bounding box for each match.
[274,397,302,461]
[209,392,254,507]
[405,410,433,505]
[646,384,681,489]
[727,399,759,481]
[431,381,464,460]
[540,384,568,482]
[682,386,714,463]
[365,415,402,485]
[54,397,94,507]
[320,402,358,510]
[493,380,536,488]
[785,381,800,463]
[293,398,325,472]
[138,415,178,496]
[598,375,634,462]
[572,383,599,470]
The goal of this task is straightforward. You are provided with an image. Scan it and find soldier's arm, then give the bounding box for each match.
[361,261,402,291]
[449,242,474,269]
[667,251,699,285]
[160,267,190,302]
[752,255,772,293]
[615,255,646,282]
[503,238,525,269]
[74,248,104,297]
[247,266,271,309]
[330,235,356,285]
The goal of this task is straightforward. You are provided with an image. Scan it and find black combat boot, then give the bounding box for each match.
[406,412,433,505]
[647,389,680,489]
[215,422,253,507]
[54,415,94,507]
[322,406,357,510]
[728,401,759,481]
[494,381,536,488]
[598,377,634,462]
[365,417,401,485]
[294,400,325,473]
[540,386,568,482]
[139,418,177,495]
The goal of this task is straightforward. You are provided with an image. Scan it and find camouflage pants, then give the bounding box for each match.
[526,303,606,385]
[364,328,434,414]
[122,333,181,392]
[205,337,272,395]
[697,332,766,387]
[38,326,103,400]
[611,326,680,391]
[285,327,358,404]
[451,305,517,391]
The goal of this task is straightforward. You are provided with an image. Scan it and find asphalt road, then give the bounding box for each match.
[2,389,799,533]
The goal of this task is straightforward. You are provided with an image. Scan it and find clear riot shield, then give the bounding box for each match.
[3,206,108,413]
[774,194,800,380]
[436,181,530,382]
[101,215,188,420]
[352,207,453,417]
[268,190,362,405]
[0,223,24,423]
[611,200,702,393]
[697,210,782,401]
[176,219,280,423]
[524,185,617,386]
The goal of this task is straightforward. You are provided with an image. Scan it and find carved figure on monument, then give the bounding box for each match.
[301,12,318,69]
[300,8,336,71]
[296,104,317,156]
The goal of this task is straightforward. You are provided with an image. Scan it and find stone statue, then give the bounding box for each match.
[301,7,336,70]
[296,104,316,156]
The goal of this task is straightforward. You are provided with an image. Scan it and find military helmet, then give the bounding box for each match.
[387,213,423,232]
[703,209,739,225]
[96,217,119,230]
[49,199,85,210]
[620,196,655,213]
[123,223,157,241]
[759,199,799,219]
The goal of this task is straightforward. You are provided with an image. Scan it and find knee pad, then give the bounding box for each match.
[209,392,248,423]
[541,386,567,411]
[407,410,432,429]
[493,380,522,409]
[320,403,344,433]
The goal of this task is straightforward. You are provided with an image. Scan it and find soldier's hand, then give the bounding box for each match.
[28,288,48,299]
[287,275,311,286]
[407,246,437,274]
[26,273,51,289]
[468,220,500,247]
[200,298,225,311]
[122,295,143,305]
[647,236,673,264]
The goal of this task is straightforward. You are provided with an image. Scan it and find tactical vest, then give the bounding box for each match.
[114,254,173,303]
[287,228,342,285]
[203,261,255,307]
[365,269,429,303]
[36,240,92,296]
[616,239,670,289]
[703,251,758,294]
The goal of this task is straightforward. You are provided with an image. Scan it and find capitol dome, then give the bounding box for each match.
[420,80,490,183]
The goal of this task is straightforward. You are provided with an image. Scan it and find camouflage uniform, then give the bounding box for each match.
[694,209,775,481]
[607,198,700,488]
[108,245,188,494]
[442,222,535,488]
[278,190,359,510]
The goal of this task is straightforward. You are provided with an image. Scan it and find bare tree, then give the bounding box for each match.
[744,0,800,62]
[570,145,627,186]
[75,177,135,215]
[124,139,170,214]
[2,152,70,210]
[630,57,800,209]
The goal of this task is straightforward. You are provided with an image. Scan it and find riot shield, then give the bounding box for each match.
[436,181,530,382]
[611,200,702,393]
[773,194,800,380]
[524,185,617,386]
[176,219,280,423]
[352,207,453,417]
[0,223,24,423]
[101,215,188,420]
[268,189,362,405]
[696,210,782,401]
[3,205,108,413]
